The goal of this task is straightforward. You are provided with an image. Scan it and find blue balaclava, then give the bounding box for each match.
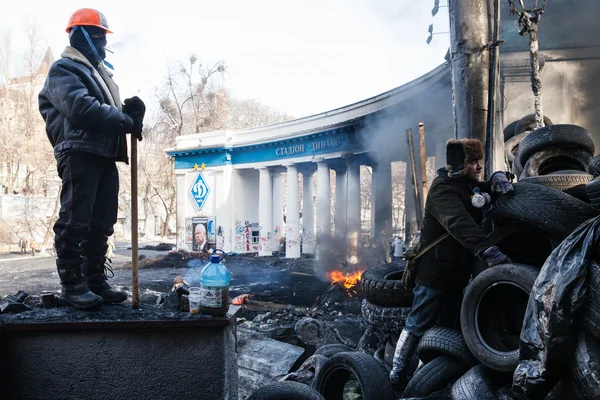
[69,25,110,67]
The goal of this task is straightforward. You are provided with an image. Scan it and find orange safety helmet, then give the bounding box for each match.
[65,8,113,34]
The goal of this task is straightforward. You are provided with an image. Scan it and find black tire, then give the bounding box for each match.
[571,331,600,400]
[373,347,392,374]
[503,119,521,141]
[450,365,498,400]
[247,381,326,400]
[512,154,524,179]
[517,124,594,168]
[519,174,593,191]
[584,262,600,340]
[313,351,396,400]
[402,356,467,398]
[586,178,600,211]
[417,327,476,367]
[314,344,354,358]
[520,147,592,178]
[513,114,553,136]
[360,262,413,307]
[461,263,538,373]
[361,299,411,332]
[490,182,598,239]
[587,154,600,177]
[504,132,527,164]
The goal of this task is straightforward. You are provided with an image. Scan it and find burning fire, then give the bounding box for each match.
[327,270,364,290]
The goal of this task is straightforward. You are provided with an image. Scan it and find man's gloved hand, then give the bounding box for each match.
[125,113,143,141]
[491,171,514,194]
[123,97,145,141]
[481,245,511,267]
[123,96,146,117]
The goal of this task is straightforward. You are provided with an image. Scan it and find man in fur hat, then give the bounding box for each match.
[389,138,514,388]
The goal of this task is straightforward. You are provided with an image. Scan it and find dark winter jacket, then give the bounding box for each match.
[415,168,491,290]
[38,46,132,163]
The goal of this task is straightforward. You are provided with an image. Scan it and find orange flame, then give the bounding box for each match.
[327,270,364,290]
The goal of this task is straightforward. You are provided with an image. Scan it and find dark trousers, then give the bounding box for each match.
[54,153,119,260]
[404,284,465,337]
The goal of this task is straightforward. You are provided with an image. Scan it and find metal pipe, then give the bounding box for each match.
[485,0,501,178]
[131,138,139,309]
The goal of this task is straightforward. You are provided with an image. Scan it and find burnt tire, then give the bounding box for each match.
[519,173,593,191]
[247,381,325,400]
[584,262,600,340]
[513,114,553,137]
[520,147,592,178]
[313,351,396,400]
[503,119,521,141]
[586,178,600,211]
[402,356,467,398]
[571,331,600,400]
[417,327,475,367]
[489,182,598,239]
[517,124,594,168]
[360,262,413,307]
[314,344,354,358]
[461,263,538,373]
[587,154,600,177]
[505,132,527,164]
[361,299,411,332]
[450,365,498,400]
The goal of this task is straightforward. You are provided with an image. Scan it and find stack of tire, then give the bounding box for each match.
[505,116,595,199]
[359,261,413,346]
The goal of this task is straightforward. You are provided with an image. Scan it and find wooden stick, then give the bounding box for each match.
[131,137,139,309]
[419,122,428,204]
[406,129,423,229]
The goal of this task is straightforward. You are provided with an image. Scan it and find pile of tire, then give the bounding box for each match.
[359,261,413,334]
[505,116,595,200]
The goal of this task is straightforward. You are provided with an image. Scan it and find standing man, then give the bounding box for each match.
[389,138,514,388]
[19,237,28,254]
[30,238,37,256]
[39,8,145,309]
[391,236,406,261]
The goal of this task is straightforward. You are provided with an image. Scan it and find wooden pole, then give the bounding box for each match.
[131,137,139,309]
[406,129,423,229]
[419,122,428,204]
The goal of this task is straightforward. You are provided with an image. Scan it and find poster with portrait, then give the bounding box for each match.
[191,217,216,252]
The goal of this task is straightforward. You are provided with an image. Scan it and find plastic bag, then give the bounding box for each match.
[512,215,600,399]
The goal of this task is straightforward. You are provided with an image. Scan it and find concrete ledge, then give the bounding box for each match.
[0,305,241,400]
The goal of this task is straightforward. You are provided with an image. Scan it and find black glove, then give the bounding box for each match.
[123,96,146,117]
[481,245,511,267]
[122,97,145,141]
[491,171,514,194]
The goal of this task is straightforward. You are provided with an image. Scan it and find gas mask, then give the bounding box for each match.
[471,187,491,209]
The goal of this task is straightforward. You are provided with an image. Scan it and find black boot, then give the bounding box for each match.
[56,259,104,309]
[82,256,127,304]
[389,329,421,389]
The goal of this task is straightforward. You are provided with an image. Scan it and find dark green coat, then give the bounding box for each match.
[415,169,491,290]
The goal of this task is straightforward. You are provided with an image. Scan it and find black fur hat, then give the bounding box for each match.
[445,138,484,176]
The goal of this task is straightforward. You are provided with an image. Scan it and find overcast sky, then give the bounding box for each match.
[1,0,450,118]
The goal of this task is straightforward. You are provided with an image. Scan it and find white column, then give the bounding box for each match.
[272,172,284,252]
[346,156,361,264]
[373,161,393,238]
[302,170,315,255]
[175,171,187,250]
[285,164,301,258]
[436,141,446,170]
[258,168,273,256]
[316,160,331,261]
[334,168,347,238]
